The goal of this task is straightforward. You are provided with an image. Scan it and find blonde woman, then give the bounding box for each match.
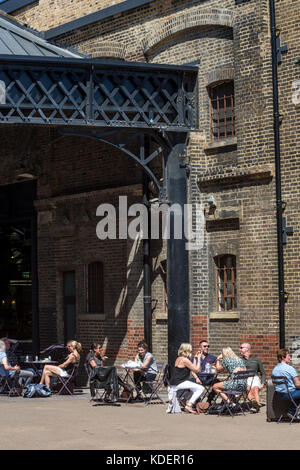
[39,340,81,389]
[169,343,205,414]
[212,347,246,407]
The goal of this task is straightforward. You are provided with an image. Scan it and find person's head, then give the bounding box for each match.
[67,340,82,354]
[91,342,102,357]
[137,340,148,358]
[222,347,238,360]
[178,343,193,359]
[277,348,291,364]
[0,340,6,352]
[240,342,251,358]
[199,340,210,356]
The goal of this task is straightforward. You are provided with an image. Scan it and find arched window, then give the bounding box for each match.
[209,81,235,140]
[87,261,104,313]
[215,254,237,311]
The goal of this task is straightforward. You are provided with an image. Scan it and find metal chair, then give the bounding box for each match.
[55,362,79,395]
[143,361,166,405]
[213,370,255,418]
[271,375,300,424]
[89,366,120,405]
[0,365,21,396]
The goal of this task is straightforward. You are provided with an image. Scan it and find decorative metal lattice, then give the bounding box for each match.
[0,58,197,130]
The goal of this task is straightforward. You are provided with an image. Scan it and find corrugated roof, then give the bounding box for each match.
[0,11,83,57]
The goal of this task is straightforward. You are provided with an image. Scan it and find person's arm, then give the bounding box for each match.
[58,353,74,369]
[89,359,98,368]
[2,356,19,372]
[184,356,201,374]
[215,355,225,372]
[141,355,152,370]
[293,376,300,389]
[257,358,266,386]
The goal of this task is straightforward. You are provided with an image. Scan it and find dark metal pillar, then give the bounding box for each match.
[166,132,190,366]
[143,169,152,352]
[31,212,39,355]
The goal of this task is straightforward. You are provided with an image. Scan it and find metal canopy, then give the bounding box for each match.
[0,14,83,58]
[0,55,198,131]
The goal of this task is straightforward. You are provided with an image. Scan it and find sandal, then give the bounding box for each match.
[184,404,197,415]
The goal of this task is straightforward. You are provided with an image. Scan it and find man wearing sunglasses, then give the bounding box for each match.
[190,340,219,403]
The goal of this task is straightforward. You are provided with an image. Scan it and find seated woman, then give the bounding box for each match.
[86,342,108,376]
[133,340,158,396]
[39,340,81,389]
[168,343,205,414]
[212,346,247,409]
[0,339,34,390]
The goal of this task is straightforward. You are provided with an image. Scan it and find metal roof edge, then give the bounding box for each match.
[44,0,155,40]
[0,53,199,73]
[0,0,36,14]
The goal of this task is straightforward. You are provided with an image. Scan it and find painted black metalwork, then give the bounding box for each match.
[0,55,197,131]
[60,128,168,200]
[166,132,190,366]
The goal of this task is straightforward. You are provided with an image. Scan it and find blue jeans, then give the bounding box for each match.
[278,389,300,415]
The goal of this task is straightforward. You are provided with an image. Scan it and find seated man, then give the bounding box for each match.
[0,339,34,390]
[190,340,219,404]
[240,342,266,413]
[272,348,300,420]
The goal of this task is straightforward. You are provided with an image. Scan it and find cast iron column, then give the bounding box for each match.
[166,132,190,366]
[143,170,152,352]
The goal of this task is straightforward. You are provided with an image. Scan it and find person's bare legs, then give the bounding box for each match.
[248,386,260,403]
[39,365,60,387]
[212,382,230,404]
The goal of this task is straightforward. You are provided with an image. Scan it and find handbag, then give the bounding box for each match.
[196,401,210,414]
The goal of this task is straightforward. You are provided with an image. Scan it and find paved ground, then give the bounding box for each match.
[0,388,299,450]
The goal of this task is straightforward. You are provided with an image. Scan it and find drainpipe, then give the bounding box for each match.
[269,0,285,348]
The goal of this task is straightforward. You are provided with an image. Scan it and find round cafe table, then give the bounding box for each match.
[21,360,58,381]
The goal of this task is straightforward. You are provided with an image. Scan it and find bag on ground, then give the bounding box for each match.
[23,383,51,398]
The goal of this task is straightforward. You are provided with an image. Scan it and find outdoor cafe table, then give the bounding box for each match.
[197,372,218,401]
[116,365,145,403]
[21,360,58,381]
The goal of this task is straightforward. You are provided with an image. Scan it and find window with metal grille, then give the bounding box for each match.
[215,255,237,312]
[87,262,104,313]
[209,81,235,140]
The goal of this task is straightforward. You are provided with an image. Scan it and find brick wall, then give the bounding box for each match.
[2,0,300,380]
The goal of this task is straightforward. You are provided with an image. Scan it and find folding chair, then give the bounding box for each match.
[89,366,120,406]
[0,365,21,396]
[56,362,79,395]
[271,375,300,424]
[143,361,166,405]
[84,362,105,401]
[213,370,253,418]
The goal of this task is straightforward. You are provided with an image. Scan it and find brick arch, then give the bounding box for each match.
[143,9,234,56]
[206,66,234,87]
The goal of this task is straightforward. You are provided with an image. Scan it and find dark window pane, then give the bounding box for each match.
[88,262,104,313]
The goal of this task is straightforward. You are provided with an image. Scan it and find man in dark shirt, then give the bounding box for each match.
[190,340,219,403]
[240,342,266,412]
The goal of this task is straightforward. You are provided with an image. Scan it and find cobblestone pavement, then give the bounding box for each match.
[0,387,299,450]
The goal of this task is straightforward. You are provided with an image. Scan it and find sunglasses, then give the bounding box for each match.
[202,345,210,348]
